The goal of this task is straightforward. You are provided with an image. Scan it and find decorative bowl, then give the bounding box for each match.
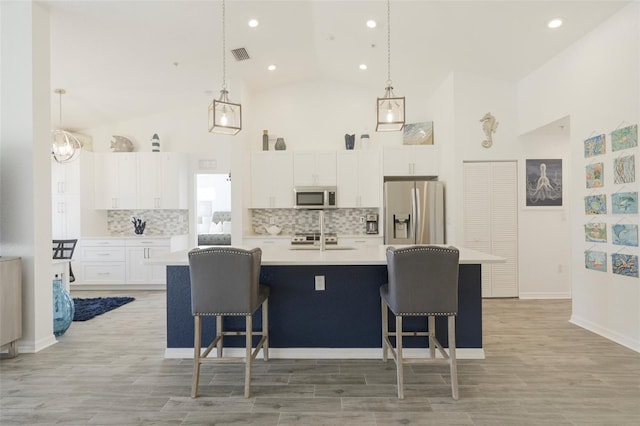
[265,225,282,235]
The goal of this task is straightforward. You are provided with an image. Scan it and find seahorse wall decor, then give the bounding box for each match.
[480,112,498,148]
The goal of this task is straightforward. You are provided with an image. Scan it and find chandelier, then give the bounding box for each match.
[51,89,82,163]
[376,0,405,132]
[208,0,242,135]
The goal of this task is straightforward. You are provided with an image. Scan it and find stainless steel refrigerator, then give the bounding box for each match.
[383,179,444,244]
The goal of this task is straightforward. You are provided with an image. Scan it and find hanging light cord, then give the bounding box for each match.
[386,0,392,87]
[221,0,227,92]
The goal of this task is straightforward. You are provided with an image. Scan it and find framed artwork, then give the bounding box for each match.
[611,124,638,151]
[584,250,607,272]
[611,191,638,214]
[612,224,639,247]
[584,194,607,215]
[611,253,639,277]
[585,163,604,188]
[403,122,434,145]
[525,159,563,207]
[584,222,607,243]
[584,134,606,157]
[613,155,635,184]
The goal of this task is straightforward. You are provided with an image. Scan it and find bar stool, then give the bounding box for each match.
[188,247,269,398]
[380,245,460,400]
[52,239,78,282]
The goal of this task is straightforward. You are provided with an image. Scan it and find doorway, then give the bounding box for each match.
[195,173,231,246]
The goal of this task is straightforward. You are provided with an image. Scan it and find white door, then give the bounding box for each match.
[463,161,518,297]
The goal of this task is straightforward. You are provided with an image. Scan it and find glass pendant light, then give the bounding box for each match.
[376,0,405,132]
[51,89,82,163]
[208,0,242,135]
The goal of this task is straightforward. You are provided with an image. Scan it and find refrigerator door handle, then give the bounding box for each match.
[412,186,419,243]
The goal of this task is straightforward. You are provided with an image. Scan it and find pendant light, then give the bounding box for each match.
[51,89,82,163]
[208,0,242,135]
[376,0,405,132]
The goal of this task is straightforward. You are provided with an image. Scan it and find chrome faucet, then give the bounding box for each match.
[319,210,326,252]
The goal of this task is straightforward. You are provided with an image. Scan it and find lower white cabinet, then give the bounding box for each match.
[243,237,291,248]
[77,235,187,288]
[125,239,171,284]
[341,236,384,247]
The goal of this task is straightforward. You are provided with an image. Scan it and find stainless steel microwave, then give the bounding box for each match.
[294,186,337,209]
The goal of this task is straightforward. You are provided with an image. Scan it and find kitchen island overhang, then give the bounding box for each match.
[151,245,504,359]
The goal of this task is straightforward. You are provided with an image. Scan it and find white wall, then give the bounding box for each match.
[0,1,57,352]
[519,2,640,351]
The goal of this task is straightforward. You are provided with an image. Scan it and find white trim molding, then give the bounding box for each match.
[570,315,640,353]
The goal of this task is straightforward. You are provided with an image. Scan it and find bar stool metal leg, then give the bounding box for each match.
[381,300,389,362]
[216,315,223,358]
[448,315,459,400]
[262,299,269,361]
[191,315,202,398]
[428,315,436,359]
[245,314,252,398]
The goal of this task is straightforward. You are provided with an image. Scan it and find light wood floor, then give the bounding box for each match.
[1,291,639,425]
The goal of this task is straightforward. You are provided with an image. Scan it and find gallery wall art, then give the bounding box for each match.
[611,253,638,277]
[525,159,563,207]
[611,124,638,152]
[585,250,607,272]
[584,134,606,157]
[585,163,604,188]
[582,122,638,277]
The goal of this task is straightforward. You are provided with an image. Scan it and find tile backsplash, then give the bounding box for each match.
[251,208,378,235]
[108,210,189,235]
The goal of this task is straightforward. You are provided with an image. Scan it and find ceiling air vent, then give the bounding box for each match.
[231,48,250,61]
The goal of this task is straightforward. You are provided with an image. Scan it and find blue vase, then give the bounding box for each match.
[53,276,74,337]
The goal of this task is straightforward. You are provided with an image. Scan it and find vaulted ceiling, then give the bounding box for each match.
[44,0,631,131]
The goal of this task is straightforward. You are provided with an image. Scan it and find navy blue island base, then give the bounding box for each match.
[166,263,482,353]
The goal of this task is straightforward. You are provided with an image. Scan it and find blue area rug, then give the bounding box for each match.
[73,297,135,321]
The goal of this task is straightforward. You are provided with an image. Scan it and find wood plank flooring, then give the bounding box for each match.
[1,291,638,425]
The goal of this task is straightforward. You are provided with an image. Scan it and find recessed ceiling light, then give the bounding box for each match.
[248,19,259,28]
[268,64,276,71]
[366,20,377,28]
[547,18,564,29]
[359,64,368,70]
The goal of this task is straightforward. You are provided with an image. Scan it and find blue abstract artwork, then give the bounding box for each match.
[612,224,639,247]
[584,134,606,157]
[611,124,638,152]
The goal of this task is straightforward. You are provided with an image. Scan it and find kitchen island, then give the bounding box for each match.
[150,245,503,359]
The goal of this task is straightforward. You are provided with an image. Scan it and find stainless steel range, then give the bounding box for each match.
[291,232,338,245]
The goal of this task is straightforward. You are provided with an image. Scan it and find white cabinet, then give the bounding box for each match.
[94,153,137,209]
[243,236,291,248]
[294,151,336,186]
[77,235,187,288]
[79,239,126,285]
[137,153,188,209]
[95,152,187,210]
[52,159,82,239]
[125,238,170,284]
[340,236,384,247]
[383,146,439,176]
[337,150,381,207]
[251,152,294,208]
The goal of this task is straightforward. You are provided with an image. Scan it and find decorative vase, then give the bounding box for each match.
[262,130,269,151]
[275,137,286,150]
[345,134,355,150]
[360,134,370,149]
[53,276,74,337]
[151,133,160,152]
[132,217,146,235]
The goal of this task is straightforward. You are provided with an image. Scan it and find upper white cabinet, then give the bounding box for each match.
[293,151,336,186]
[337,150,381,208]
[383,145,439,176]
[94,152,187,210]
[251,152,293,208]
[137,153,188,209]
[94,153,137,209]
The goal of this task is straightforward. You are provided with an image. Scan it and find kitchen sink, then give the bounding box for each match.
[288,246,356,251]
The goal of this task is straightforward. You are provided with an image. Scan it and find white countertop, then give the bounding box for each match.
[148,244,505,266]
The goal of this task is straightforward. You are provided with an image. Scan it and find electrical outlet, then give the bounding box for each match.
[315,275,325,291]
[270,217,276,225]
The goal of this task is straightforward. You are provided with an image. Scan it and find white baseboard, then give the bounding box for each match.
[164,347,485,360]
[16,335,58,353]
[570,315,640,353]
[519,292,571,299]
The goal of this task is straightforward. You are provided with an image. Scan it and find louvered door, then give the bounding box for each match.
[463,161,518,297]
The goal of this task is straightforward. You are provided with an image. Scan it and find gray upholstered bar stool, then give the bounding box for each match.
[380,245,460,400]
[188,247,269,398]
